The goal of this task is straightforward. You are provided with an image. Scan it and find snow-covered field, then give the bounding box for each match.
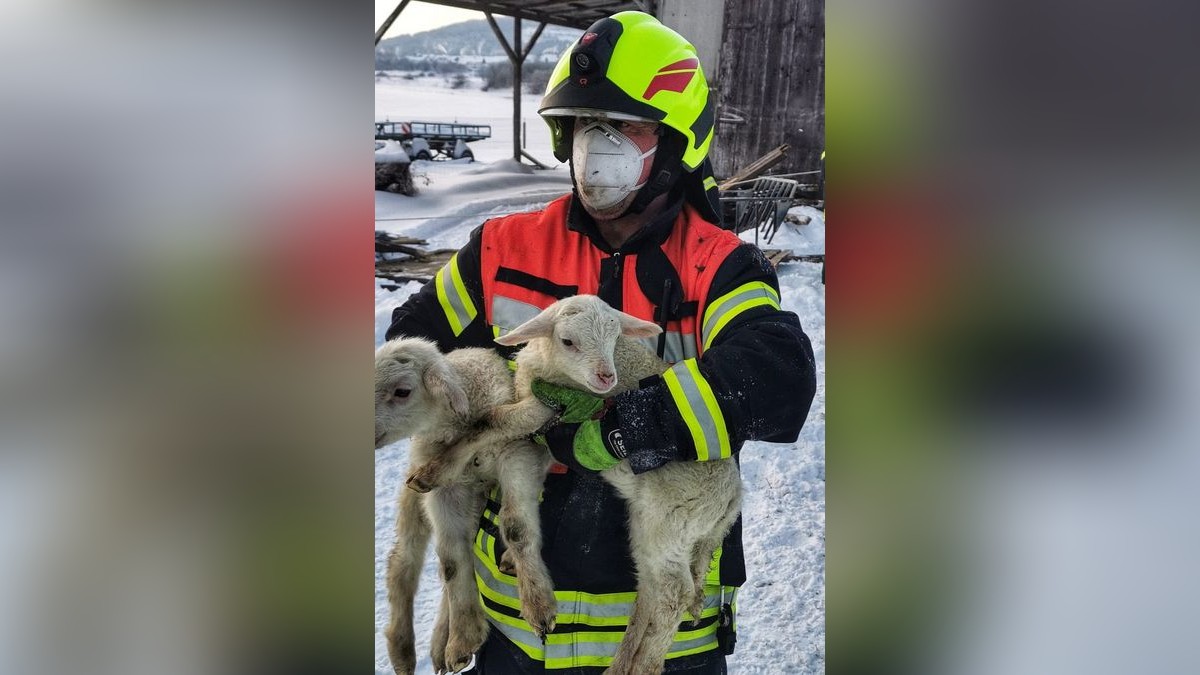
[375,73,561,166]
[375,76,825,674]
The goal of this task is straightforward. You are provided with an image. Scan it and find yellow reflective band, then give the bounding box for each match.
[475,546,643,621]
[480,603,546,660]
[475,567,522,611]
[434,253,477,336]
[664,640,721,660]
[662,359,731,461]
[473,540,726,669]
[702,281,781,350]
[541,621,720,669]
[547,654,612,669]
[703,175,717,191]
[704,546,723,587]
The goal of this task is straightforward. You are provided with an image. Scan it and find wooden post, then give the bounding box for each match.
[484,14,547,164]
[512,17,522,162]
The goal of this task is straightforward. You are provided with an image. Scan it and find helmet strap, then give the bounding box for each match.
[619,129,687,218]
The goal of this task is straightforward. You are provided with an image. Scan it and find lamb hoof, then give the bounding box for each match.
[430,642,446,674]
[518,578,558,639]
[444,613,488,672]
[405,474,432,493]
[523,599,557,639]
[444,639,483,674]
[498,550,517,575]
[446,654,473,673]
[534,616,557,640]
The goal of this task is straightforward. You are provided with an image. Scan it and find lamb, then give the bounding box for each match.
[415,295,743,675]
[374,337,557,675]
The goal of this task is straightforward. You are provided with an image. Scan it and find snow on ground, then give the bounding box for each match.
[376,159,571,250]
[375,76,824,675]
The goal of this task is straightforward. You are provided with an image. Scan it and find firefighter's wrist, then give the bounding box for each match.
[572,417,624,471]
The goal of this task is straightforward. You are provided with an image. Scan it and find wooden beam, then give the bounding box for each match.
[520,149,553,169]
[421,0,636,30]
[522,0,619,11]
[483,11,519,62]
[374,0,412,46]
[520,22,548,61]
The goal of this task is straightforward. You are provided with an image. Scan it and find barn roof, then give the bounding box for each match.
[401,0,653,31]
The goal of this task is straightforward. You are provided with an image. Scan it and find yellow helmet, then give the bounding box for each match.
[540,11,715,172]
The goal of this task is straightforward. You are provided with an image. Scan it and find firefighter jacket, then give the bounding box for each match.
[386,192,816,671]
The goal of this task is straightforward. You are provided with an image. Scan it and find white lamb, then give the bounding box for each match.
[417,295,743,675]
[374,338,557,675]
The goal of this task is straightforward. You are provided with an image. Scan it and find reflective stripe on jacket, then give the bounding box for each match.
[474,487,736,670]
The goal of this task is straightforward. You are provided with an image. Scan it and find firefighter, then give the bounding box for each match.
[386,11,816,674]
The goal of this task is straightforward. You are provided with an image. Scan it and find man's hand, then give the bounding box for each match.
[531,380,624,473]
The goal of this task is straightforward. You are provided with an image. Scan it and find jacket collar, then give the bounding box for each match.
[566,187,685,254]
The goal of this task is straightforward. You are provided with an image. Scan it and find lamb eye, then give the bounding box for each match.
[561,339,573,347]
[394,388,411,399]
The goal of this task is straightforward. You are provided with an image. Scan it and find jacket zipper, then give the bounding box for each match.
[610,252,623,283]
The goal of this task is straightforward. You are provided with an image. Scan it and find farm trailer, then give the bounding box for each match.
[375,120,492,161]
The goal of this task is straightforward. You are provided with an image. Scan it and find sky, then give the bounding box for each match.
[375,1,484,40]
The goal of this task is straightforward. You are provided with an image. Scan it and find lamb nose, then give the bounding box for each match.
[596,372,615,386]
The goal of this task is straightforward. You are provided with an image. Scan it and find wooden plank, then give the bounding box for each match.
[377,243,432,259]
[761,248,790,267]
[760,249,824,267]
[718,144,789,191]
[520,149,553,169]
[374,232,428,245]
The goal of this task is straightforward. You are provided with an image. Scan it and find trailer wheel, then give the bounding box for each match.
[415,150,431,161]
[461,149,474,162]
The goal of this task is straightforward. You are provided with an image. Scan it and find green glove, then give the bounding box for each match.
[530,380,624,473]
[531,380,608,422]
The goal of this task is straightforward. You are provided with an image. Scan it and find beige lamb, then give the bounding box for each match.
[375,338,556,675]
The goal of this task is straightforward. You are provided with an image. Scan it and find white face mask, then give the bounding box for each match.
[571,120,658,213]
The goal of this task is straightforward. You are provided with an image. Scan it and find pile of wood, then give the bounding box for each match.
[376,232,456,286]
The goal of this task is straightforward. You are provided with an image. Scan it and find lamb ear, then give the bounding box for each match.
[617,311,663,338]
[423,361,470,416]
[494,306,559,346]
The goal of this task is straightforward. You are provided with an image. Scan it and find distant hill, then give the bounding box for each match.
[377,19,581,64]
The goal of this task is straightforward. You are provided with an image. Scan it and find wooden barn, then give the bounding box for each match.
[658,0,824,183]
